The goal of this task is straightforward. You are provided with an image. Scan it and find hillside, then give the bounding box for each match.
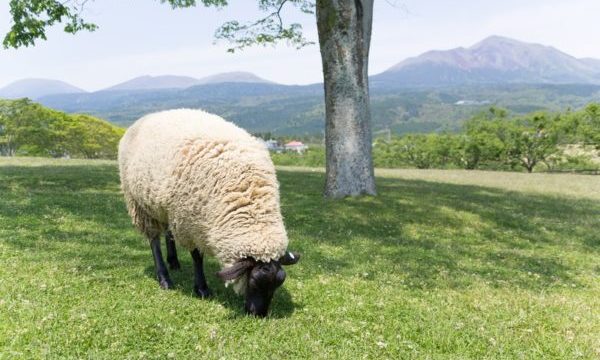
[38,82,600,135]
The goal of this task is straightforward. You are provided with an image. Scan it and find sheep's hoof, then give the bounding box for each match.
[158,278,174,290]
[194,286,212,299]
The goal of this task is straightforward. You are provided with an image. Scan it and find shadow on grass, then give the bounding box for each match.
[0,164,300,317]
[142,254,299,319]
[1,164,599,300]
[277,170,600,289]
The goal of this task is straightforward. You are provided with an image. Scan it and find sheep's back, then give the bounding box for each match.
[118,109,284,258]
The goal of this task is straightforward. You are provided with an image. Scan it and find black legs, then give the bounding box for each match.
[191,249,212,298]
[150,230,211,298]
[165,231,181,270]
[150,235,173,289]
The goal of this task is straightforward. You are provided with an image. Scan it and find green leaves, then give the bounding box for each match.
[0,99,123,159]
[4,0,315,51]
[3,0,98,49]
[214,1,315,52]
[369,104,600,173]
[161,0,229,8]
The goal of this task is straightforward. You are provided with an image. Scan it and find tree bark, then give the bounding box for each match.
[316,0,376,198]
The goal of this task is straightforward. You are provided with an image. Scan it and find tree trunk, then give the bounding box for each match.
[316,0,376,198]
[523,158,535,173]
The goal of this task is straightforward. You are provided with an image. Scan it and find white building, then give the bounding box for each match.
[284,141,308,154]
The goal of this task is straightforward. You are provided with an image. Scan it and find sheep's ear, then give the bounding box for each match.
[216,259,255,281]
[279,251,300,266]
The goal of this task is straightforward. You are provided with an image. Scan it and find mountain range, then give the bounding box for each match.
[3,36,600,99]
[104,72,273,91]
[0,78,86,99]
[0,72,274,99]
[2,36,600,135]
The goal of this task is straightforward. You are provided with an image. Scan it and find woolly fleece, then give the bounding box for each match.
[119,109,289,289]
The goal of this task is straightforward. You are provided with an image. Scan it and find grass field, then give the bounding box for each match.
[1,157,599,359]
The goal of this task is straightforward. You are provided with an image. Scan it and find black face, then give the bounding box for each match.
[216,251,300,317]
[245,261,286,317]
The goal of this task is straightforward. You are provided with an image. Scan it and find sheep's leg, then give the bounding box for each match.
[165,230,181,270]
[150,235,174,290]
[191,249,212,298]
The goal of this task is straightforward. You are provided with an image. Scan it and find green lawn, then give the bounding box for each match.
[1,157,599,359]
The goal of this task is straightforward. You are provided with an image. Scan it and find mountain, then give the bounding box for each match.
[580,58,600,72]
[103,72,274,91]
[104,75,201,91]
[0,78,86,99]
[373,36,600,87]
[196,71,274,85]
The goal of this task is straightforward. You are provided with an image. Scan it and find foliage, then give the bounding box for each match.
[0,99,124,159]
[3,0,98,48]
[553,154,600,173]
[504,113,559,172]
[214,1,315,52]
[270,146,325,167]
[4,0,314,51]
[272,105,600,173]
[1,158,599,357]
[559,103,600,149]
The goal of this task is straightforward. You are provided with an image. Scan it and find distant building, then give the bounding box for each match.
[258,139,284,153]
[284,141,308,154]
[265,139,284,153]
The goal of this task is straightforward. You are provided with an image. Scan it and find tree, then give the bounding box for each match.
[458,108,508,169]
[0,99,124,159]
[0,98,55,156]
[578,104,600,148]
[4,0,377,198]
[504,114,558,173]
[316,1,376,196]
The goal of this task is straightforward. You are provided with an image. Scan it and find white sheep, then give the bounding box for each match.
[118,109,299,316]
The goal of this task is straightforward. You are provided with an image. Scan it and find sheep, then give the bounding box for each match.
[118,109,300,317]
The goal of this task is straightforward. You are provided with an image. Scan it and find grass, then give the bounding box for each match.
[1,157,599,359]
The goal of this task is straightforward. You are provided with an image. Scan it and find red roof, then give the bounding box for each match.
[285,141,304,147]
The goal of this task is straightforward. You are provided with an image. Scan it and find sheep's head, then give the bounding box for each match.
[217,251,300,317]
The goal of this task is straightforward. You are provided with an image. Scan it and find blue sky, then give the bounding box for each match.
[1,0,599,91]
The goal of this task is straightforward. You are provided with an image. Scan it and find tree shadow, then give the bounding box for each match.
[1,163,599,303]
[0,164,120,192]
[1,163,300,318]
[277,170,600,290]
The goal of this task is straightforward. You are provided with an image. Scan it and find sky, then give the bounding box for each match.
[1,0,600,91]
